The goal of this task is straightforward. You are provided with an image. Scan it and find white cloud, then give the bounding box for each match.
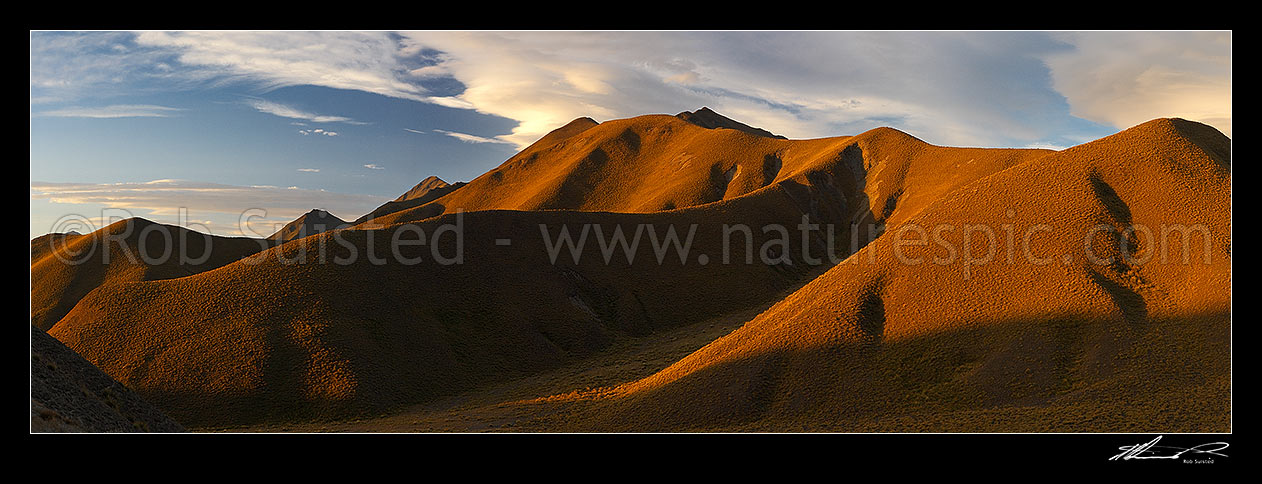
[403,128,426,134]
[363,164,384,170]
[432,129,515,145]
[297,168,320,172]
[35,104,183,119]
[1043,31,1231,137]
[298,128,339,136]
[1021,142,1068,151]
[30,179,387,237]
[246,98,363,124]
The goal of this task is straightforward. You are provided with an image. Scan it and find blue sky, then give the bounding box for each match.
[30,31,1231,238]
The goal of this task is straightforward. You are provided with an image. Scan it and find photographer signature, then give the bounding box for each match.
[1110,435,1229,461]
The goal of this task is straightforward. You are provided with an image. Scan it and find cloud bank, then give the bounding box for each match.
[31,180,388,237]
[1044,31,1231,137]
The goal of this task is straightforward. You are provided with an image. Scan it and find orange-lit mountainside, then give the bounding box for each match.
[31,109,1230,432]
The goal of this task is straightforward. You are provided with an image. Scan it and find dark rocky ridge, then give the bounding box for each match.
[31,326,185,432]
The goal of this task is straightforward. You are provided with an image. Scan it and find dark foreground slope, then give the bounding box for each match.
[561,118,1231,432]
[32,326,185,432]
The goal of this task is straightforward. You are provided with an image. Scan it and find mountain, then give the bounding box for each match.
[675,107,787,139]
[395,176,452,202]
[268,209,349,243]
[564,118,1231,432]
[32,325,185,432]
[30,218,270,331]
[353,179,465,225]
[360,111,1050,229]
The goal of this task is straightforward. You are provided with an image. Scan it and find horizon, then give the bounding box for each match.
[30,30,1232,239]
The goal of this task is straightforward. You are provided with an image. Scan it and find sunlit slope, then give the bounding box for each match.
[371,111,1052,229]
[31,232,82,262]
[31,218,269,331]
[573,118,1231,432]
[394,176,452,202]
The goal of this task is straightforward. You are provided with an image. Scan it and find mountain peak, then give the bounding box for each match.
[268,209,348,242]
[675,107,786,139]
[395,176,451,202]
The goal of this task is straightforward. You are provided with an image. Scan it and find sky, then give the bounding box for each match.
[29,30,1232,239]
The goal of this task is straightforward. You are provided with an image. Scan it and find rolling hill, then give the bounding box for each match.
[365,108,1052,230]
[31,218,271,331]
[563,118,1232,432]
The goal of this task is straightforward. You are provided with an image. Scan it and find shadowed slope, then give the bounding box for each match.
[568,118,1231,432]
[31,218,271,331]
[352,181,465,225]
[51,189,841,427]
[32,326,185,432]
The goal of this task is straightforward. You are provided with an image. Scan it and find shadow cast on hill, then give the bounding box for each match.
[568,308,1230,433]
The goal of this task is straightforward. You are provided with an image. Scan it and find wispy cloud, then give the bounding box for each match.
[246,99,363,124]
[363,164,384,170]
[35,104,183,119]
[403,128,426,134]
[297,168,320,172]
[131,31,462,105]
[30,32,203,101]
[432,129,514,145]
